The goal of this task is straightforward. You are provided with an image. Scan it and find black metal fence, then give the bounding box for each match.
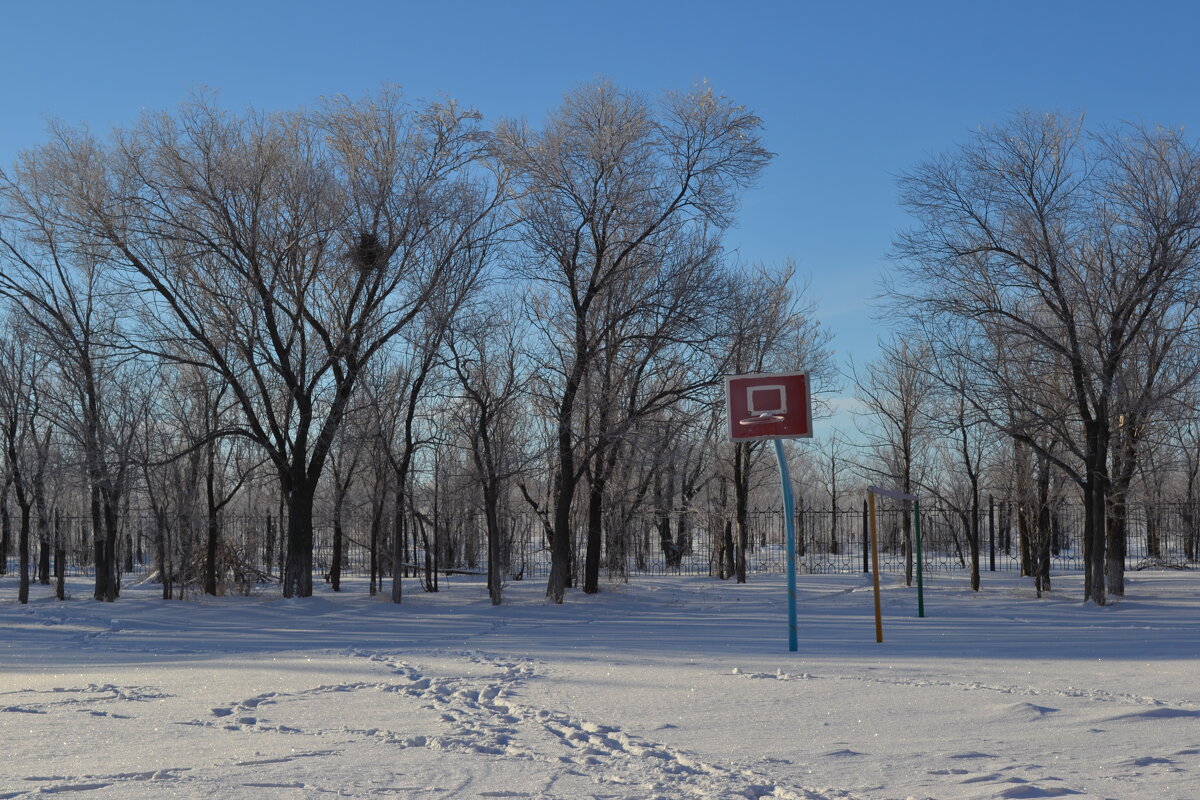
[5,501,1198,587]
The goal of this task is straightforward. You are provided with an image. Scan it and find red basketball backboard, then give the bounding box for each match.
[724,371,813,441]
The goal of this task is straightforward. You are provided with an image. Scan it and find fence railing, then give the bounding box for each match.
[4,502,1198,586]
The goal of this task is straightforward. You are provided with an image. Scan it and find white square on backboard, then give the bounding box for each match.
[747,384,786,416]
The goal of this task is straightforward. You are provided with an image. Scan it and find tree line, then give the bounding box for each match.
[2,89,1197,607]
[877,112,1200,605]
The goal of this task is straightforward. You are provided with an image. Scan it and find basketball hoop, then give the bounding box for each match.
[738,412,786,426]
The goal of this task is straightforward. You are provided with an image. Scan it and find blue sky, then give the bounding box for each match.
[3,0,1200,396]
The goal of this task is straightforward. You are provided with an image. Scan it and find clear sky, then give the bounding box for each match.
[3,0,1200,403]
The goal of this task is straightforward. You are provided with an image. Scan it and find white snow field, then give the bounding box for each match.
[1,570,1197,800]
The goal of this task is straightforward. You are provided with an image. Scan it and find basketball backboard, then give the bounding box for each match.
[724,371,813,441]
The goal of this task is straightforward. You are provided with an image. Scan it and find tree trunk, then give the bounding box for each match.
[968,491,981,591]
[54,511,64,600]
[548,470,576,603]
[282,479,315,599]
[0,477,10,575]
[330,514,343,593]
[658,511,679,568]
[902,499,913,587]
[91,486,105,600]
[107,493,122,599]
[830,500,839,555]
[330,464,354,593]
[35,472,50,585]
[203,511,218,596]
[264,514,274,582]
[1018,502,1033,577]
[17,502,30,604]
[1036,502,1052,596]
[952,513,967,568]
[391,489,405,604]
[1034,486,1051,596]
[710,473,735,579]
[204,445,219,596]
[733,443,750,584]
[711,475,730,578]
[55,547,65,601]
[1145,504,1160,559]
[369,510,380,597]
[1105,428,1139,598]
[38,539,50,585]
[547,361,586,604]
[583,468,604,594]
[1082,424,1109,606]
[1106,506,1127,596]
[154,507,171,600]
[485,483,503,605]
[419,517,435,593]
[92,487,122,602]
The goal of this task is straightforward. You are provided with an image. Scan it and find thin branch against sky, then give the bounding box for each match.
[3,0,1199,406]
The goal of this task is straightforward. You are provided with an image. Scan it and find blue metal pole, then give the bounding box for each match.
[774,438,798,652]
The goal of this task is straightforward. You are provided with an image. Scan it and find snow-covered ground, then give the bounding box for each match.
[1,569,1197,800]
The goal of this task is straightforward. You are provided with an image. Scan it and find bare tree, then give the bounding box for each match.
[1104,306,1200,592]
[815,433,852,555]
[911,330,1003,590]
[377,305,466,603]
[0,189,139,602]
[494,80,771,602]
[326,416,369,594]
[638,406,716,570]
[575,250,737,593]
[1155,393,1200,561]
[139,387,190,600]
[1,90,506,597]
[850,336,935,586]
[447,296,530,604]
[927,390,992,589]
[188,373,257,596]
[0,315,52,603]
[892,113,1200,604]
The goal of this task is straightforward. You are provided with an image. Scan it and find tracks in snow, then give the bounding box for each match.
[4,652,860,799]
[348,649,852,800]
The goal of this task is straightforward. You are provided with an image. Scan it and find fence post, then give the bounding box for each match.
[989,495,996,572]
[862,500,869,573]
